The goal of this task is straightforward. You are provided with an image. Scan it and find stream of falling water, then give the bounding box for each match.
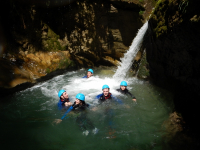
[113,21,148,79]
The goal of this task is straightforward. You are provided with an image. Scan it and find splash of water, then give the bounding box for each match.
[113,21,148,79]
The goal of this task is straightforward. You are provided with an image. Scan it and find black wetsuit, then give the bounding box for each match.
[72,102,94,131]
[116,88,136,99]
[72,102,89,111]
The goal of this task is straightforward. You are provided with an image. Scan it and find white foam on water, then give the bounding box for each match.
[113,21,148,79]
[20,65,145,108]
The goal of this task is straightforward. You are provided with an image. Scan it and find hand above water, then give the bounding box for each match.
[64,102,72,107]
[52,119,62,125]
[92,107,98,111]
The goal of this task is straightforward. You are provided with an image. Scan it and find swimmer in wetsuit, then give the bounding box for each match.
[54,93,98,135]
[116,81,136,102]
[57,90,72,110]
[82,69,93,78]
[71,93,90,111]
[96,84,112,102]
[72,93,98,135]
[96,84,123,104]
[95,85,121,139]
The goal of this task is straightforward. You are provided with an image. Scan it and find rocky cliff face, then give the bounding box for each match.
[0,0,153,91]
[144,0,200,136]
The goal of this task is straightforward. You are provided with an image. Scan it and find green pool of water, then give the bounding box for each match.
[0,67,174,150]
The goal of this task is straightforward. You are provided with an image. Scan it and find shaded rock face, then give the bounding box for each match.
[144,0,200,134]
[0,0,144,65]
[146,21,200,94]
[0,0,146,90]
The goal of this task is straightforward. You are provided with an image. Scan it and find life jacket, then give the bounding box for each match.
[104,93,112,99]
[60,98,70,102]
[99,93,112,101]
[58,98,70,110]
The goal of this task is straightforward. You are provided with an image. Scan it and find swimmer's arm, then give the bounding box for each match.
[53,104,76,125]
[60,106,74,120]
[127,91,137,102]
[96,93,103,99]
[111,95,123,104]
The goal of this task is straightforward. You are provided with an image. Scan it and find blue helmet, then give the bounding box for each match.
[102,84,109,90]
[120,81,127,86]
[76,93,85,101]
[88,69,93,74]
[58,89,66,98]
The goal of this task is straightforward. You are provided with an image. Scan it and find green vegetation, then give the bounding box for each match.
[43,24,66,51]
[59,59,75,69]
[151,0,169,37]
[46,68,51,74]
[139,10,144,15]
[151,0,191,37]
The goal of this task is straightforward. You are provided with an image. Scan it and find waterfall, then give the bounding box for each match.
[113,21,148,79]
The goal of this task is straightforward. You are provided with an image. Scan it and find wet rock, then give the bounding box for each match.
[24,51,28,55]
[103,56,120,66]
[0,51,72,88]
[19,50,25,57]
[0,0,155,90]
[134,51,142,61]
[26,54,41,63]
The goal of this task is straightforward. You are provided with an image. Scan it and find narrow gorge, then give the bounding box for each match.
[1,0,200,149]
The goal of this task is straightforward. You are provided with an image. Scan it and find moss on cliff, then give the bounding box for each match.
[43,24,66,51]
[151,0,192,37]
[151,0,169,37]
[137,51,150,78]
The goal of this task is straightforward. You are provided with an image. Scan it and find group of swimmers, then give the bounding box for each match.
[54,69,137,134]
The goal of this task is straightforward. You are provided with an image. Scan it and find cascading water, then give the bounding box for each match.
[113,21,148,79]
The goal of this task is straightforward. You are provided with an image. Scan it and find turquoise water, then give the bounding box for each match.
[0,67,174,150]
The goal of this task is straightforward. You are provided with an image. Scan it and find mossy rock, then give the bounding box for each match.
[42,24,66,51]
[137,52,149,79]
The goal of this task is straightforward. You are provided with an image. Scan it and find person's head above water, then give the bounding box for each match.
[120,81,127,91]
[58,90,69,99]
[87,69,93,78]
[102,84,110,96]
[75,93,85,105]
